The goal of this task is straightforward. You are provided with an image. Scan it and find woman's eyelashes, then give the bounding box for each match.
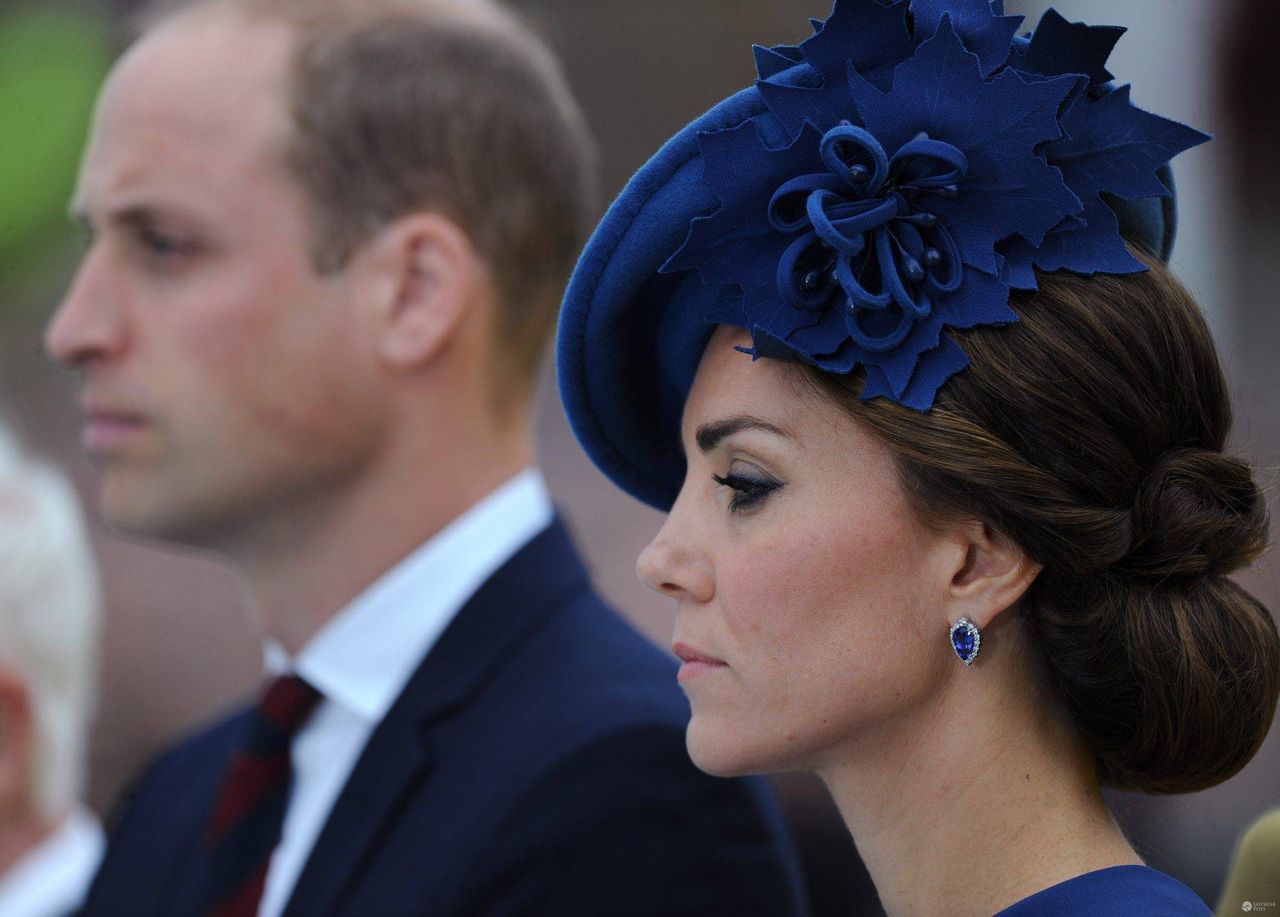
[712,469,782,514]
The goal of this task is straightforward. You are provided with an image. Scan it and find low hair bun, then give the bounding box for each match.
[1119,448,1269,581]
[819,256,1280,794]
[1030,573,1280,794]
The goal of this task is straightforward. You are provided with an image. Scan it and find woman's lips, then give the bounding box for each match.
[673,642,728,682]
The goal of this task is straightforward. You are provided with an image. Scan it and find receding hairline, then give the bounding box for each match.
[133,0,533,47]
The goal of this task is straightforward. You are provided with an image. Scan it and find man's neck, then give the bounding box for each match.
[234,429,536,656]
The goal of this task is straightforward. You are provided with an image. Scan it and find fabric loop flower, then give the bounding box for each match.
[770,122,969,352]
[660,1,1210,409]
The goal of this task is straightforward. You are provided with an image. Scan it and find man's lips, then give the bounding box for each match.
[673,642,728,682]
[82,407,150,454]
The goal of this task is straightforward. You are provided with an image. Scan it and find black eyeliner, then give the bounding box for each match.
[712,472,782,513]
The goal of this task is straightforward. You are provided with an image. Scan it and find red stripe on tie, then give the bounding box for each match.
[200,675,321,916]
[206,755,290,842]
[258,677,321,728]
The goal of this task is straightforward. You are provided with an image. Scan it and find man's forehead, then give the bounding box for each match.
[99,7,292,150]
[78,8,295,211]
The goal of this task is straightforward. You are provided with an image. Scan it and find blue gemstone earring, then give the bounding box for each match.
[950,617,981,666]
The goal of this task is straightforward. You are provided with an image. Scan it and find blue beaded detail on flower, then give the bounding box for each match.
[771,122,967,353]
[660,0,1209,410]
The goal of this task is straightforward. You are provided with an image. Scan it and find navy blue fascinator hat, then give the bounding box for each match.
[557,0,1209,510]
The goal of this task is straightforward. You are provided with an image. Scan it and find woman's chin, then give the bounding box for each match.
[685,718,774,778]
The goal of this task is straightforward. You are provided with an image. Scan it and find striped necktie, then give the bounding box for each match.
[201,674,322,917]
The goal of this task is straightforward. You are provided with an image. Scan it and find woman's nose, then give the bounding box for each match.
[636,517,714,604]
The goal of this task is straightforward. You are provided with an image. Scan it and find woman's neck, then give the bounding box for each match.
[817,655,1143,916]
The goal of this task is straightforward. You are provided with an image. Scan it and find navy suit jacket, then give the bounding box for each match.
[82,519,809,915]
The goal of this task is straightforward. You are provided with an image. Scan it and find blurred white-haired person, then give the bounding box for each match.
[0,424,103,917]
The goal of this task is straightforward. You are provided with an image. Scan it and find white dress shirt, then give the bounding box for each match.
[0,807,104,917]
[257,468,553,917]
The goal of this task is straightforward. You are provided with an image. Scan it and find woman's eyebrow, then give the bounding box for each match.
[695,415,791,454]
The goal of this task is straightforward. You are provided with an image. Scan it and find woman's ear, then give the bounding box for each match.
[945,520,1042,629]
[362,212,487,370]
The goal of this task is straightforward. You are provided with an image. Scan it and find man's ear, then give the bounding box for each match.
[362,212,486,370]
[0,668,34,811]
[945,520,1042,630]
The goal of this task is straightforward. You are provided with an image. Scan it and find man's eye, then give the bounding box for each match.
[135,226,196,262]
[712,472,781,514]
[142,229,186,254]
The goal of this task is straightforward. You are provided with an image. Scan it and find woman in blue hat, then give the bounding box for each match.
[557,2,1280,914]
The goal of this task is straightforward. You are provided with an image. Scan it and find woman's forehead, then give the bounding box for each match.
[682,326,845,448]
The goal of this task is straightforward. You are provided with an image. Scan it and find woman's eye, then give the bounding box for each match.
[712,472,781,514]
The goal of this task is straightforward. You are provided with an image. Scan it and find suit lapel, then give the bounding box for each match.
[281,518,590,915]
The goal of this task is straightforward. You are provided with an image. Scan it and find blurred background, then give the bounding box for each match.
[1,0,1276,913]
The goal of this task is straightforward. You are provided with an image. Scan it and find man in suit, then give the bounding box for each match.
[0,426,104,916]
[45,0,808,914]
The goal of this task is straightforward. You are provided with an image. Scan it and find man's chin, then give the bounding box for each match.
[97,483,224,552]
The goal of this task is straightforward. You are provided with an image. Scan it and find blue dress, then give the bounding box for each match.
[995,865,1210,915]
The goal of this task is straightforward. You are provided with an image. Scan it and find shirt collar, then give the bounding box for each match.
[0,807,104,917]
[264,468,553,721]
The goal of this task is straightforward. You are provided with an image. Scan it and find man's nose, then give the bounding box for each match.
[45,248,128,368]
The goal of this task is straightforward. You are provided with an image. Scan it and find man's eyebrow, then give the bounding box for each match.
[70,202,190,231]
[694,416,791,454]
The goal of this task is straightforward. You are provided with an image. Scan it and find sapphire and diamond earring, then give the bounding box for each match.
[950,617,981,666]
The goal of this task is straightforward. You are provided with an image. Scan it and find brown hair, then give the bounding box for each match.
[806,250,1279,794]
[141,0,598,405]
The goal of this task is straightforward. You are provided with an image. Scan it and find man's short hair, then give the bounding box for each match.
[0,424,101,820]
[140,0,598,403]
